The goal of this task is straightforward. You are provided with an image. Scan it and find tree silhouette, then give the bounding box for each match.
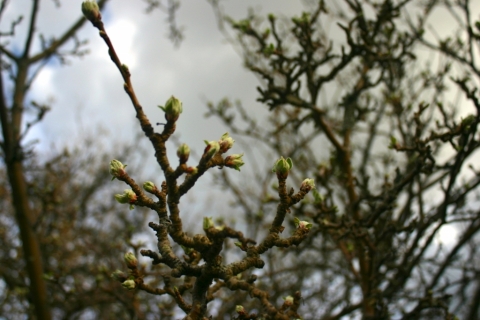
[84,0,480,318]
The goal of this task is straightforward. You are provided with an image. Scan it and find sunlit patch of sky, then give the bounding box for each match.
[435,224,459,247]
[104,19,138,69]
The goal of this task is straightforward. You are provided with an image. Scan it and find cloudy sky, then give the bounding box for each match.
[2,0,478,160]
[2,0,306,155]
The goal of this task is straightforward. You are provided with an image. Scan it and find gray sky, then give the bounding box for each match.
[3,0,478,158]
[2,0,305,155]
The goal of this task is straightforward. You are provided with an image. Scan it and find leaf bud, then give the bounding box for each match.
[283,295,294,306]
[218,132,234,153]
[111,270,127,282]
[203,140,220,161]
[177,143,190,163]
[300,178,315,192]
[159,96,183,122]
[272,156,293,179]
[203,217,214,230]
[143,181,157,194]
[81,1,101,23]
[121,279,136,290]
[124,252,138,269]
[186,166,198,175]
[294,217,312,230]
[236,305,246,315]
[110,159,127,181]
[114,190,137,209]
[225,153,245,171]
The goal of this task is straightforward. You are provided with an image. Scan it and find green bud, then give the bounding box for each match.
[143,181,157,194]
[111,270,127,282]
[110,159,127,181]
[236,305,246,314]
[272,156,293,179]
[186,166,198,175]
[121,279,136,290]
[294,217,312,230]
[81,1,101,23]
[300,178,315,192]
[203,217,214,230]
[177,143,190,163]
[225,153,245,171]
[218,132,235,153]
[124,252,138,269]
[159,96,183,122]
[203,140,220,160]
[114,189,137,210]
[283,295,294,306]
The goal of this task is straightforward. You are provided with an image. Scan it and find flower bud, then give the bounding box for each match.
[81,1,101,23]
[300,178,315,192]
[272,156,293,179]
[203,217,214,230]
[218,132,234,153]
[111,270,127,282]
[225,153,245,171]
[159,96,182,122]
[110,159,127,181]
[177,143,190,163]
[124,252,138,269]
[294,217,312,230]
[203,140,220,161]
[143,181,157,194]
[121,279,136,290]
